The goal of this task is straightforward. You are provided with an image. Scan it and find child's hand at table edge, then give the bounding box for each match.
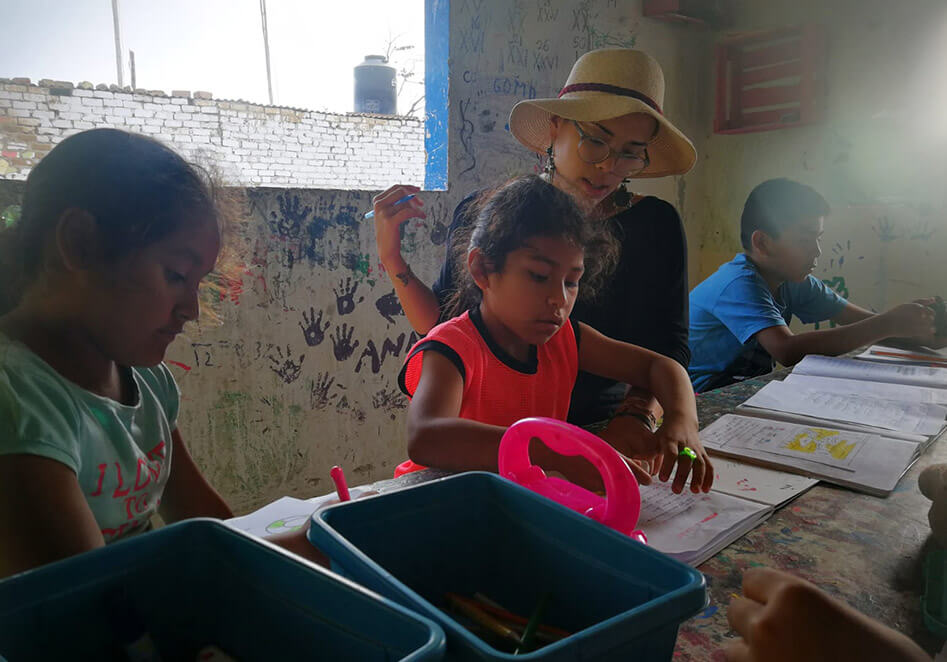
[654,413,713,494]
[725,567,931,662]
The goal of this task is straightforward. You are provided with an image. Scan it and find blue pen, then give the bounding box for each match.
[364,193,417,219]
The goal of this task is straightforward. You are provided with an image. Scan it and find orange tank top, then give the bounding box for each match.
[395,307,579,476]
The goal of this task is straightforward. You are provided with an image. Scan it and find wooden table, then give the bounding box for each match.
[359,370,946,659]
[677,371,945,659]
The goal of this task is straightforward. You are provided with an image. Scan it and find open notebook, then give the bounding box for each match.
[782,373,947,405]
[700,414,917,497]
[792,354,947,388]
[637,459,817,566]
[710,457,819,507]
[737,380,947,440]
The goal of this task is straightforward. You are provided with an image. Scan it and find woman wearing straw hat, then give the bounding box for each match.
[373,49,696,469]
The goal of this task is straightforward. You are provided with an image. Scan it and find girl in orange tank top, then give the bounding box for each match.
[399,176,713,495]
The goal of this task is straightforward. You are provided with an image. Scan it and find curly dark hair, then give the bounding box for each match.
[444,175,619,318]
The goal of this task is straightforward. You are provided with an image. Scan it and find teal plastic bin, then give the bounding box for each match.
[0,519,445,661]
[308,472,706,661]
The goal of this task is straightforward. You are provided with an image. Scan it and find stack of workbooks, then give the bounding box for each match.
[702,351,947,497]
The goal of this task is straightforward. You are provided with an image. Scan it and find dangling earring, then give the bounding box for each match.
[544,144,556,179]
[613,179,631,207]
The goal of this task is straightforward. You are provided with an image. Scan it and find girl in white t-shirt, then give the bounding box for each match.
[0,129,323,577]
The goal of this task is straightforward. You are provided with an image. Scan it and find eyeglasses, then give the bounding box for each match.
[571,121,650,174]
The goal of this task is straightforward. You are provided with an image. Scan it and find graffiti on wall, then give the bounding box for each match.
[162,0,657,513]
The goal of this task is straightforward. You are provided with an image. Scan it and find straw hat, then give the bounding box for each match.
[509,48,696,178]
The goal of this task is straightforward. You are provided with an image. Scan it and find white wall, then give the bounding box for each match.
[0,79,424,189]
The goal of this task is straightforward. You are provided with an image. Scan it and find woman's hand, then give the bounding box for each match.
[653,413,713,494]
[369,185,442,333]
[597,415,660,486]
[372,184,425,268]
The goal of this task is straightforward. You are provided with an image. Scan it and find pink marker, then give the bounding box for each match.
[330,465,351,502]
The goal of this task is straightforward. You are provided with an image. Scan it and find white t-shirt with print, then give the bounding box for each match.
[0,334,178,542]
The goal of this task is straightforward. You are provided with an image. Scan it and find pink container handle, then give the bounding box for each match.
[498,417,645,542]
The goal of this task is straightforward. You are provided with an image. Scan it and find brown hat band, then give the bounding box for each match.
[557,83,663,115]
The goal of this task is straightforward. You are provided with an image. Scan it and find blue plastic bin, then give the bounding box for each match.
[0,519,445,661]
[308,472,706,661]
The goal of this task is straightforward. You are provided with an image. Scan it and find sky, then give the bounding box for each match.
[2,0,425,115]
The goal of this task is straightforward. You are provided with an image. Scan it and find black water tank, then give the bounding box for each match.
[354,55,397,114]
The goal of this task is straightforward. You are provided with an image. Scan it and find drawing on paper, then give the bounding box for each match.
[781,428,860,464]
[711,417,865,470]
[265,514,309,535]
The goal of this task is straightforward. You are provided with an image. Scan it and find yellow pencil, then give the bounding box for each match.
[447,594,522,644]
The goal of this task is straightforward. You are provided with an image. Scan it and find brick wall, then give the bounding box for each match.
[0,78,424,189]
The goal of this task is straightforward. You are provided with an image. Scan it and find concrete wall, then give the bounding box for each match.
[693,0,947,325]
[0,79,424,189]
[157,0,712,514]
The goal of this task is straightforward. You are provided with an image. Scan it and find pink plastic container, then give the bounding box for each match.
[498,417,646,543]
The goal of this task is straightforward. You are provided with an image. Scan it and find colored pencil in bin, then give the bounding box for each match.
[452,593,570,641]
[446,593,522,645]
[515,592,551,654]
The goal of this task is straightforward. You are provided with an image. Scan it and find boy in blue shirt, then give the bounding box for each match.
[689,179,941,392]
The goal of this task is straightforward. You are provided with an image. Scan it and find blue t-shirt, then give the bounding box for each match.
[688,253,847,392]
